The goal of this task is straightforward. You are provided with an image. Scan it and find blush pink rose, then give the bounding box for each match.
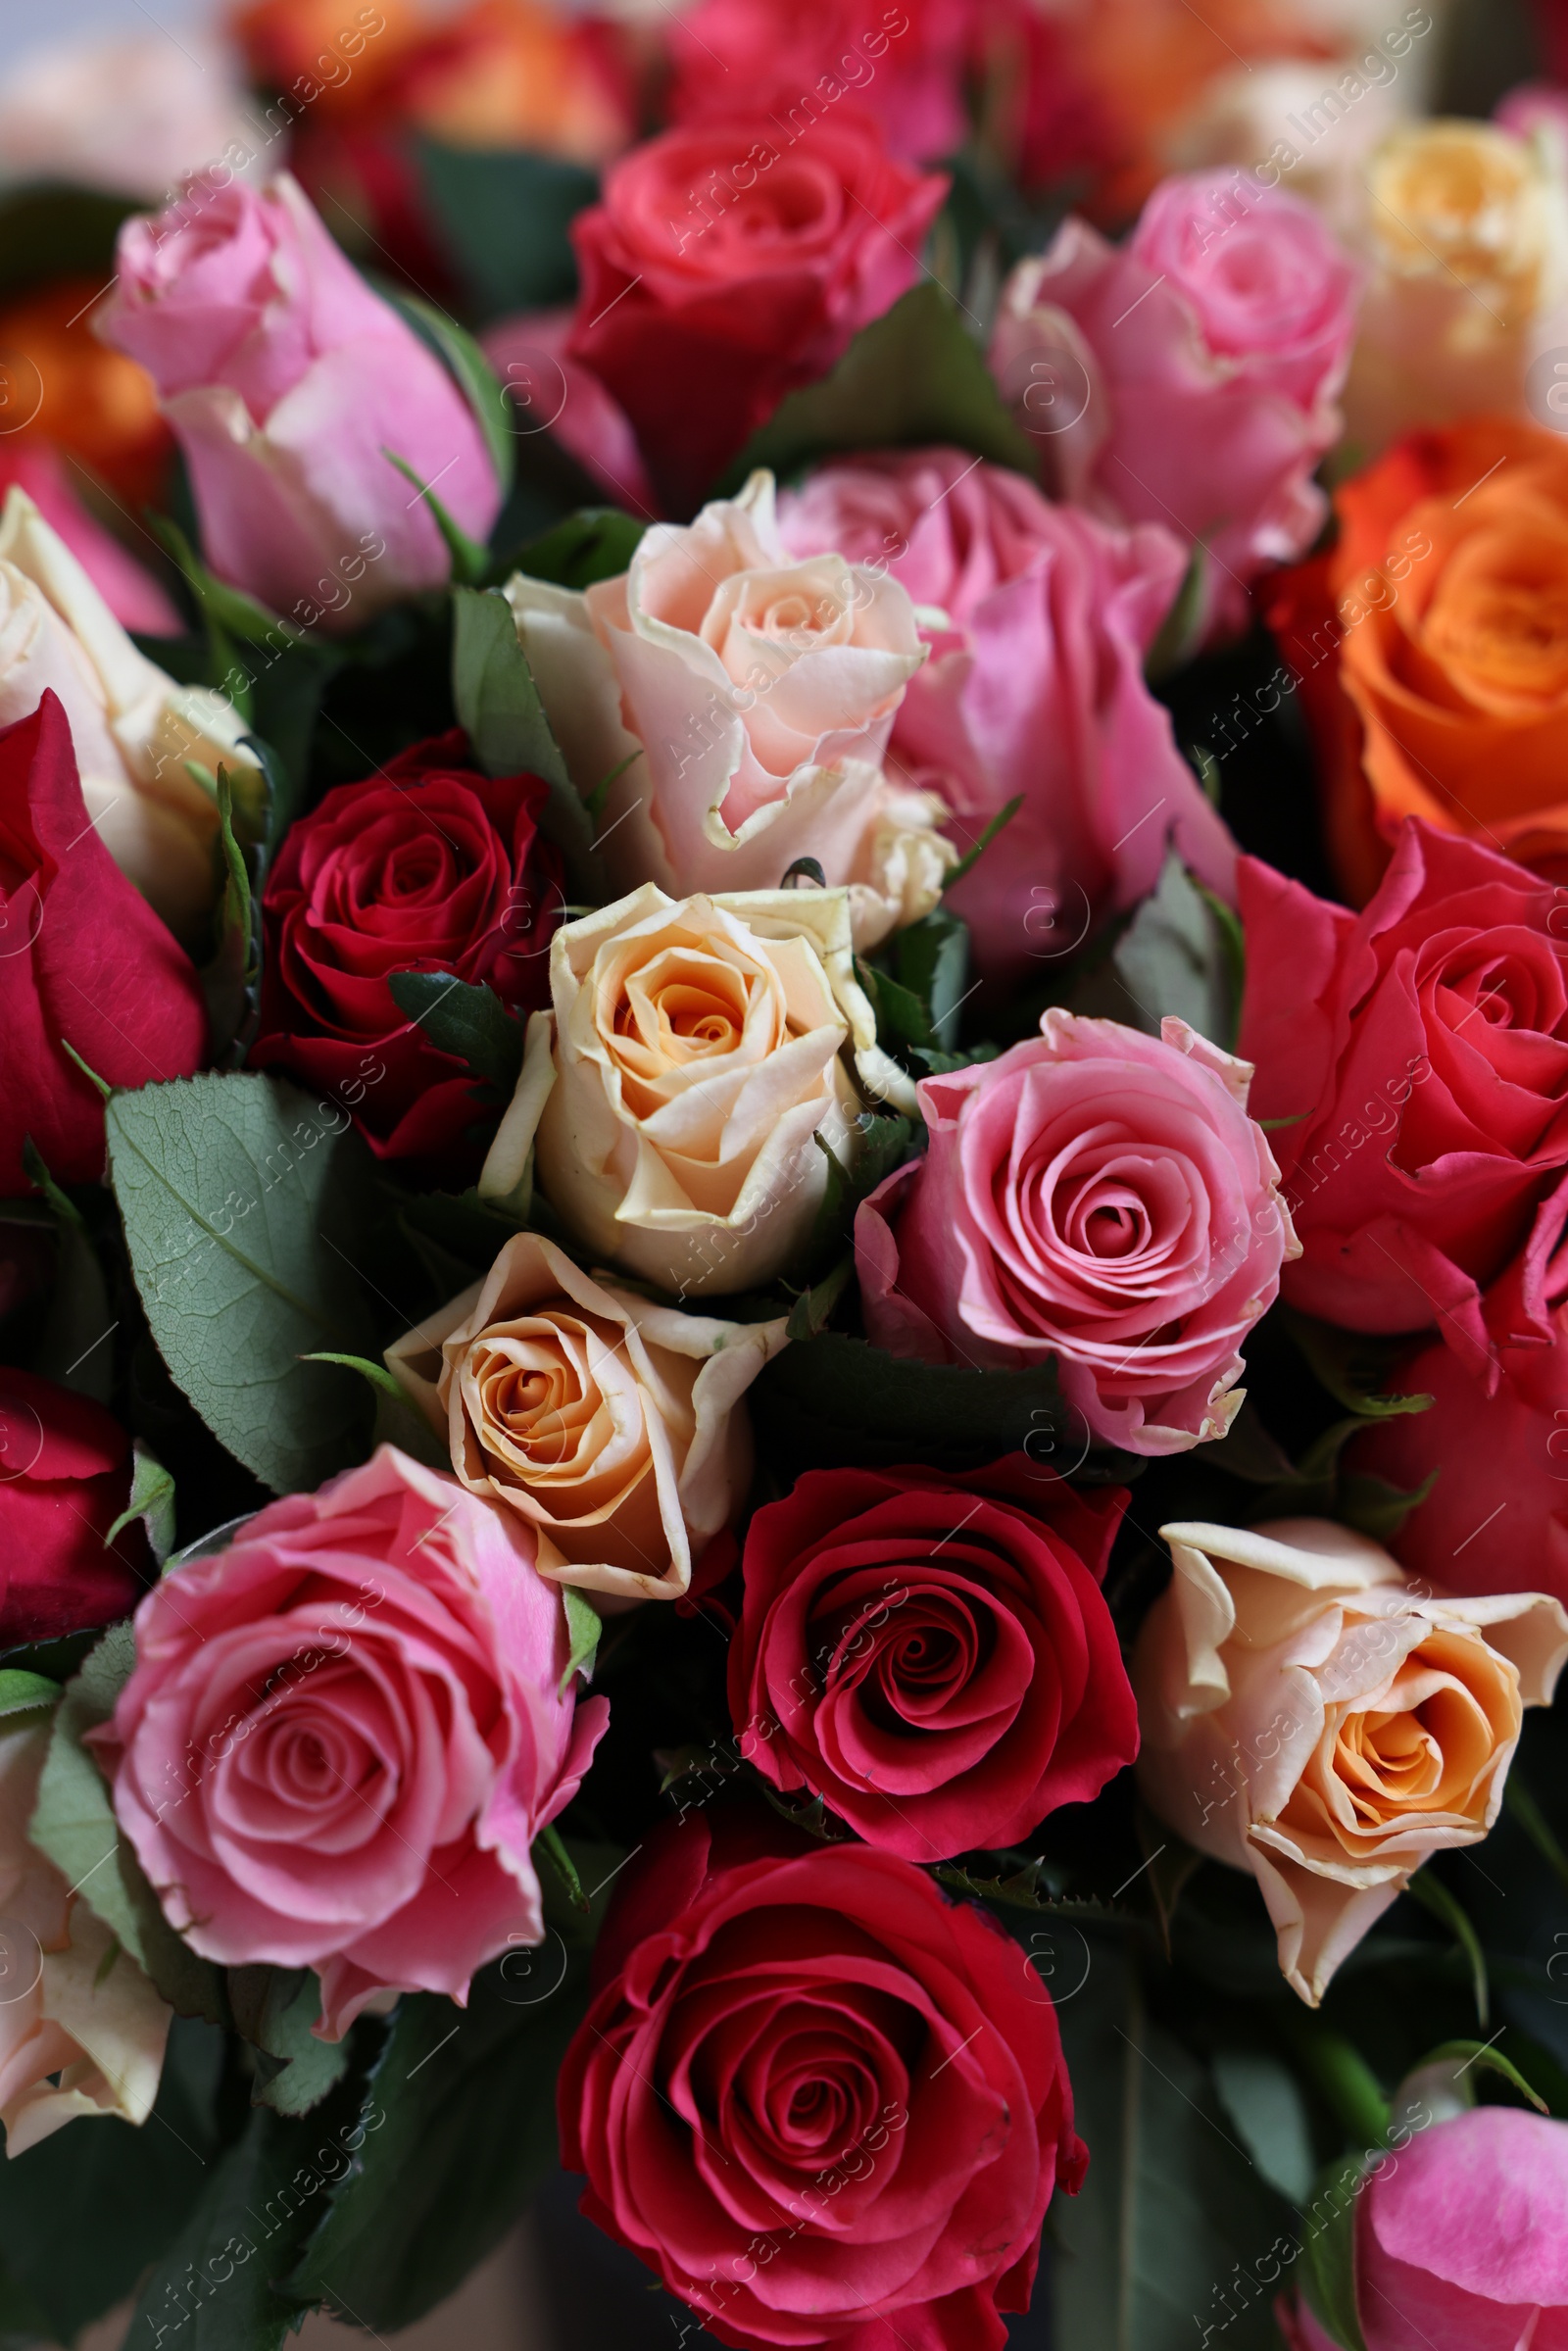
[97,172,501,628]
[856,1010,1298,1453]
[90,1446,609,2039]
[778,447,1237,985]
[991,171,1360,638]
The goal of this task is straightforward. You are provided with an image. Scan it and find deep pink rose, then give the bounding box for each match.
[558,1808,1086,2351]
[567,116,948,513]
[0,445,178,637]
[1237,824,1568,1372]
[857,1009,1298,1453]
[97,172,501,627]
[669,0,973,167]
[0,1369,146,1644]
[91,1446,609,2039]
[991,171,1360,637]
[728,1459,1136,1860]
[777,447,1236,985]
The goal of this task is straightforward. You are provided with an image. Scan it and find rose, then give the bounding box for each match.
[250,729,562,1162]
[0,696,207,1197]
[728,1459,1137,1860]
[385,1230,788,1603]
[479,882,912,1298]
[504,469,951,951]
[0,1716,170,2156]
[0,447,177,637]
[1268,418,1568,893]
[1343,121,1566,458]
[0,1371,148,1646]
[0,278,171,514]
[668,0,973,167]
[856,1009,1298,1453]
[0,487,260,939]
[565,116,949,511]
[1134,1516,1568,2003]
[777,447,1237,985]
[557,1808,1086,2350]
[96,172,501,628]
[990,171,1360,638]
[1236,823,1568,1363]
[90,1446,610,2039]
[0,29,252,201]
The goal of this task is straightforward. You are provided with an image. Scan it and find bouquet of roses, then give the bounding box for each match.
[5,0,1568,2345]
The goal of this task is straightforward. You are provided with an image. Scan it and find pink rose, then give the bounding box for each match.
[856,1010,1298,1453]
[91,1446,609,2039]
[0,445,178,637]
[96,172,501,629]
[778,448,1237,985]
[991,171,1360,637]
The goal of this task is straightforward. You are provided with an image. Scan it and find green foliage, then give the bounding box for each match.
[227,1968,351,2117]
[1298,2157,1371,2351]
[450,584,599,898]
[103,1441,178,1566]
[1070,852,1241,1051]
[414,140,598,321]
[386,971,527,1099]
[383,284,516,496]
[560,1586,602,1692]
[509,507,645,590]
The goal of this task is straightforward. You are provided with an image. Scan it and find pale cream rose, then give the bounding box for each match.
[478,883,913,1298]
[385,1231,787,1603]
[502,471,954,951]
[0,489,260,941]
[0,1716,169,2156]
[1134,1517,1568,2006]
[1344,120,1568,453]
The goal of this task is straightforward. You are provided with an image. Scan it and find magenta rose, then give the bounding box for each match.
[566,115,949,512]
[777,447,1237,986]
[669,0,974,167]
[97,171,501,626]
[857,1009,1298,1453]
[991,171,1360,638]
[1238,823,1568,1371]
[557,1809,1085,2351]
[728,1459,1137,1860]
[90,1446,610,2039]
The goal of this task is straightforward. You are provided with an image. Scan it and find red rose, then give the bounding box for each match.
[251,731,562,1161]
[0,694,206,1196]
[559,1809,1085,2351]
[728,1460,1137,1860]
[0,1369,146,1643]
[1238,821,1568,1372]
[566,115,949,512]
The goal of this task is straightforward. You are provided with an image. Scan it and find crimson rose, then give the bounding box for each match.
[0,1369,146,1643]
[559,1810,1085,2351]
[251,731,562,1160]
[0,694,205,1195]
[728,1460,1137,1860]
[1238,822,1568,1371]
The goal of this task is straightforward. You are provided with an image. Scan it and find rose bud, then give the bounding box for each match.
[0,1369,149,1644]
[1134,1516,1568,2004]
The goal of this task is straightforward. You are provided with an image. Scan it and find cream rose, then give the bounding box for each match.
[0,1715,169,2155]
[1134,1517,1568,2005]
[1344,120,1568,452]
[0,488,260,940]
[385,1231,787,1603]
[502,471,953,950]
[479,883,912,1298]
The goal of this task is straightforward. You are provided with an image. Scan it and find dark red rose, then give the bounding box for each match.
[728,1459,1137,1861]
[1238,821,1568,1376]
[0,1369,146,1642]
[566,115,949,513]
[0,694,206,1197]
[251,730,562,1160]
[559,1808,1085,2351]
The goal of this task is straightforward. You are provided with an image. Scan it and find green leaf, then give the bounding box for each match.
[381,451,489,584]
[103,1440,177,1567]
[1278,2013,1392,2151]
[0,1669,59,1719]
[107,1072,379,1495]
[786,1253,854,1342]
[284,1952,592,2330]
[943,794,1023,892]
[1405,1870,1490,2026]
[801,1113,915,1276]
[227,1967,351,2118]
[536,1820,589,1911]
[858,957,936,1053]
[1337,1466,1439,1542]
[413,138,597,322]
[450,585,598,899]
[382,285,515,497]
[150,514,306,650]
[718,284,1040,494]
[300,1351,403,1402]
[1280,1309,1434,1421]
[1506,1773,1568,1897]
[202,763,260,1061]
[1144,544,1209,683]
[508,507,645,591]
[1416,2038,1549,2114]
[22,1138,114,1404]
[1211,2050,1315,2203]
[1298,2156,1372,2351]
[885,907,969,1052]
[560,1586,601,1694]
[386,971,526,1098]
[1094,851,1240,1051]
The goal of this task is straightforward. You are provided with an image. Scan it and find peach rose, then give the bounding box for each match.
[479,883,911,1298]
[502,471,952,951]
[1134,1517,1568,2003]
[0,488,259,940]
[385,1231,787,1603]
[0,1715,169,2155]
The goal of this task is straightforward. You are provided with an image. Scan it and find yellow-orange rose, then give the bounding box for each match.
[385,1231,787,1603]
[1134,1517,1568,2004]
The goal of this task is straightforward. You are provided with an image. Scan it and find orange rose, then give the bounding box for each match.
[0,281,170,511]
[1267,416,1568,900]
